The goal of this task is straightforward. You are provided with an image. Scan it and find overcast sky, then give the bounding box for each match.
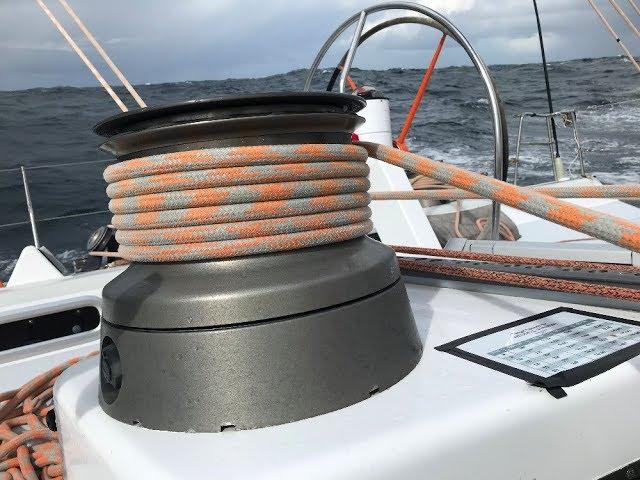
[1,0,639,91]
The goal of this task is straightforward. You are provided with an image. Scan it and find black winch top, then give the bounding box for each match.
[94,92,366,158]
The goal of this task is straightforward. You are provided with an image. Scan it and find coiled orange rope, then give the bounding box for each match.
[102,142,640,262]
[105,144,373,262]
[0,354,96,480]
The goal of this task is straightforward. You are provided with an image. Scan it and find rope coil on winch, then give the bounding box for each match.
[104,144,373,262]
[0,353,97,480]
[102,141,640,263]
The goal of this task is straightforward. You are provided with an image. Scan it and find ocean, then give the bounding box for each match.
[1,56,639,280]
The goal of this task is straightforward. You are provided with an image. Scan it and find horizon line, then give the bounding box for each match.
[0,54,632,94]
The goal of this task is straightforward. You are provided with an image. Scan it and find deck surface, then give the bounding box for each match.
[44,280,640,480]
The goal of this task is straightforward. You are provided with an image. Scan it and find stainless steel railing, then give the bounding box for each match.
[511,110,586,185]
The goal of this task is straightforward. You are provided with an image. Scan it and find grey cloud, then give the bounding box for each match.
[1,0,638,90]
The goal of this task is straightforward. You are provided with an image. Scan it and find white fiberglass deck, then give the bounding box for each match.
[46,281,640,480]
[0,265,122,388]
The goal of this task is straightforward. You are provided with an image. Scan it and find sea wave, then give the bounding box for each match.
[1,55,638,279]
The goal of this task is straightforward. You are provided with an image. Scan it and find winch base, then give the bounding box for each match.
[99,278,420,432]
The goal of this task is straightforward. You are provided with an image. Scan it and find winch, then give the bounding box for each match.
[94,92,423,432]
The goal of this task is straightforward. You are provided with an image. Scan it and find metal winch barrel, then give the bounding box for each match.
[95,92,422,432]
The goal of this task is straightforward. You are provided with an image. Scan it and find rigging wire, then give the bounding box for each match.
[0,159,113,175]
[0,210,110,230]
[532,0,560,158]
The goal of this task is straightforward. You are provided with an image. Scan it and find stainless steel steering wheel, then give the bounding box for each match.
[303,2,509,240]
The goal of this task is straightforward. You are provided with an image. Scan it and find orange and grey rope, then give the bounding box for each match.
[392,244,640,273]
[5,142,638,480]
[103,142,640,262]
[105,144,373,262]
[359,142,640,254]
[371,184,640,201]
[0,354,96,480]
[397,257,640,302]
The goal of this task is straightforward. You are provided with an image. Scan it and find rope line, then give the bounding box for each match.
[359,142,640,253]
[392,245,640,272]
[104,144,373,262]
[586,0,640,72]
[370,184,640,201]
[395,33,446,151]
[0,353,96,480]
[57,0,147,108]
[608,0,640,40]
[398,257,640,302]
[35,0,128,112]
[103,141,640,262]
[628,0,640,15]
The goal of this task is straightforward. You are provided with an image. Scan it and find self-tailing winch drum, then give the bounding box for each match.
[95,92,423,432]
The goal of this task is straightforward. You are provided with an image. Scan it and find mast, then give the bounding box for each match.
[532,0,560,158]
